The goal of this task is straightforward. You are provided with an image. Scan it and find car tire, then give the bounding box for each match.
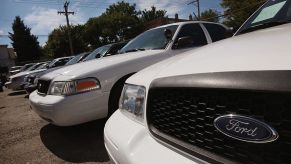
[108,73,135,118]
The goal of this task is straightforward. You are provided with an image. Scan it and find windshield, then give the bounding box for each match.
[20,64,34,71]
[25,63,42,71]
[236,0,291,35]
[65,53,86,65]
[83,45,111,61]
[47,59,58,68]
[119,25,178,53]
[35,63,48,70]
[47,57,71,68]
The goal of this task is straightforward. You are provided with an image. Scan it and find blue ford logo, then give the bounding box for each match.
[214,114,279,143]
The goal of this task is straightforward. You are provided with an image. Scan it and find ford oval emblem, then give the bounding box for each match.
[214,114,279,143]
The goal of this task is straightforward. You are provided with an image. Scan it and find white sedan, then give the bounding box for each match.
[104,0,291,163]
[30,21,229,126]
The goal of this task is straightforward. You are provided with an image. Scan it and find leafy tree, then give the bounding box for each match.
[45,25,88,58]
[104,1,140,16]
[83,1,143,48]
[141,6,166,22]
[9,16,42,62]
[200,9,220,23]
[83,17,104,50]
[221,0,266,29]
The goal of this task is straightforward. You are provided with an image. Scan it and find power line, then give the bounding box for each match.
[58,1,74,56]
[188,0,200,20]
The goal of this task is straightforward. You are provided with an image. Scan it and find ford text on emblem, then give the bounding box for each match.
[214,114,279,143]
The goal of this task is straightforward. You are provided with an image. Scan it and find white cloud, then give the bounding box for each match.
[0,29,4,35]
[24,7,85,34]
[134,0,185,17]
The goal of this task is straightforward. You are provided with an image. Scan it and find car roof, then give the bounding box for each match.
[151,21,226,30]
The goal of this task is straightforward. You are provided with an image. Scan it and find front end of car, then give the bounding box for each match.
[105,71,291,164]
[29,75,109,126]
[104,4,291,161]
[104,83,199,164]
[5,74,27,90]
[23,75,37,93]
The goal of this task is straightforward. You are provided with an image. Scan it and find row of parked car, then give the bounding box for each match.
[7,0,291,163]
[4,41,128,93]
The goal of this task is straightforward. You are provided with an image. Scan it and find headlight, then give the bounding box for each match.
[33,77,39,85]
[48,78,100,96]
[119,84,146,124]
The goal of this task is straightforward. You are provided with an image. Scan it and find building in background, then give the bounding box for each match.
[0,45,17,79]
[0,45,17,70]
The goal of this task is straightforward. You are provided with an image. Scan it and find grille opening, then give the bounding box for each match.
[147,88,291,164]
[37,80,51,95]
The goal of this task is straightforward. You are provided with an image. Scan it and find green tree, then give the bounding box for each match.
[83,1,143,48]
[141,6,167,22]
[45,25,88,58]
[221,0,266,29]
[9,16,42,62]
[200,9,220,23]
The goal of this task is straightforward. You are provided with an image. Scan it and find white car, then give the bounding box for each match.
[29,21,229,126]
[104,0,291,163]
[5,62,47,90]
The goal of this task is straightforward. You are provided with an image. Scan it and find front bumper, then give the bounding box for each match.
[104,110,200,164]
[5,81,22,90]
[29,90,109,126]
[24,84,37,94]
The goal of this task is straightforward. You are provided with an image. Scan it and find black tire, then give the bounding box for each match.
[107,73,135,117]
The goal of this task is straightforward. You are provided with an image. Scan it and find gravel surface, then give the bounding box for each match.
[0,88,113,164]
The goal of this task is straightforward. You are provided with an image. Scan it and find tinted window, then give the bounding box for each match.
[26,63,42,71]
[65,53,87,65]
[120,25,178,53]
[105,43,126,57]
[48,58,71,68]
[175,24,207,49]
[83,45,111,61]
[203,23,228,42]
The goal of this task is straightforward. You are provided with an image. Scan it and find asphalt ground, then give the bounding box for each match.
[0,88,113,164]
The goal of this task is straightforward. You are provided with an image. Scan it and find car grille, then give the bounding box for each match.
[147,88,291,164]
[37,80,51,95]
[28,77,35,84]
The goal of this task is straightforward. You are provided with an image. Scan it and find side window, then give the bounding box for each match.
[203,23,228,42]
[174,24,207,49]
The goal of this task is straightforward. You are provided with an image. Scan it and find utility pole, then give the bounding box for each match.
[58,1,74,56]
[188,0,200,20]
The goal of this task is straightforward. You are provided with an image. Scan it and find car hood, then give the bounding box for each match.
[127,23,291,87]
[10,69,47,78]
[42,50,164,80]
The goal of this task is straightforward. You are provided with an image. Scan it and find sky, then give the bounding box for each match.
[0,0,222,47]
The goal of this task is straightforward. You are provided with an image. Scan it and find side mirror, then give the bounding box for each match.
[175,36,193,49]
[164,29,173,40]
[95,53,101,58]
[226,27,234,37]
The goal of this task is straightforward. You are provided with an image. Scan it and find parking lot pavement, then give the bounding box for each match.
[0,88,113,164]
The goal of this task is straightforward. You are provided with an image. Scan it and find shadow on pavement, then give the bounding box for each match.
[40,119,110,163]
[8,90,27,96]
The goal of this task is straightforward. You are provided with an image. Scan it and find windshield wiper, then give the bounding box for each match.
[239,20,291,35]
[124,48,146,53]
